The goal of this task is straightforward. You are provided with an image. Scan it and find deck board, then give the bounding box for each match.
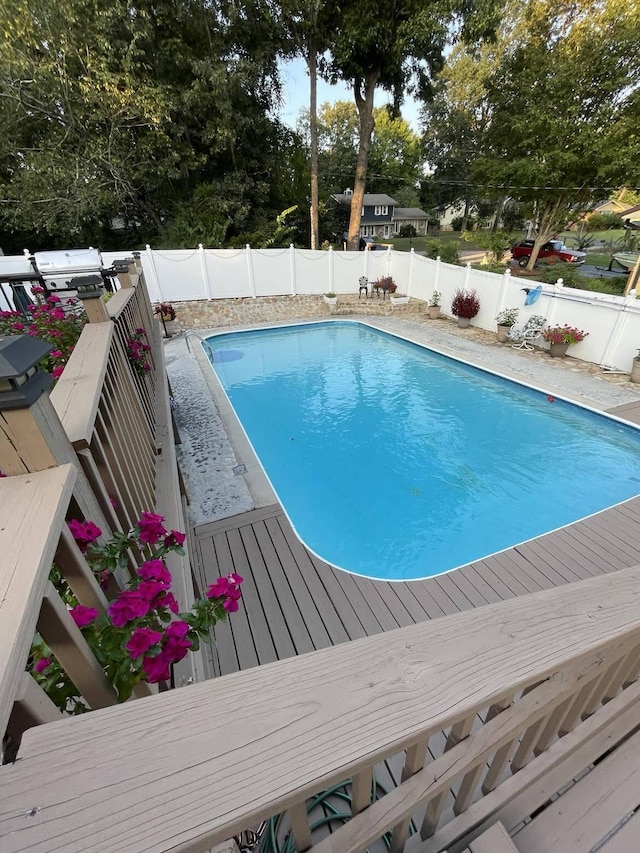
[193,497,640,677]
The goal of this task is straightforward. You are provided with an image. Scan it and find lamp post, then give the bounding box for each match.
[0,335,54,411]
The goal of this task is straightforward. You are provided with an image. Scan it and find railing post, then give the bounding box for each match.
[434,255,441,293]
[496,266,511,316]
[74,276,110,323]
[112,257,135,290]
[328,245,334,294]
[407,247,415,299]
[0,336,112,538]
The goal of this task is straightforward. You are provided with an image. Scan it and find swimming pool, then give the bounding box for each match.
[205,321,640,581]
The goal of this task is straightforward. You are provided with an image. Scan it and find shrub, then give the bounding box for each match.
[0,288,86,379]
[451,289,480,319]
[587,212,622,231]
[399,224,417,238]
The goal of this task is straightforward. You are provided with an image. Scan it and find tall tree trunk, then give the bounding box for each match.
[347,71,379,251]
[491,196,507,233]
[460,193,471,233]
[525,195,566,271]
[309,45,319,250]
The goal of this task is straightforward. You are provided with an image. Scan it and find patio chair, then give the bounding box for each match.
[358,276,369,298]
[508,315,547,350]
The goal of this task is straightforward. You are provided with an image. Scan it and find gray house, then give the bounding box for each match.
[332,191,430,239]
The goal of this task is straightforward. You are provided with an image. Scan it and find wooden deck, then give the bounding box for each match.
[191,496,640,678]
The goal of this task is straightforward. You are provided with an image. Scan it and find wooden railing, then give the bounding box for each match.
[1,260,639,851]
[1,562,640,851]
[0,261,200,760]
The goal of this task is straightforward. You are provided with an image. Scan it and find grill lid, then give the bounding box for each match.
[33,248,102,278]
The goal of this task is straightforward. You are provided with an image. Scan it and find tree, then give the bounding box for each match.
[367,108,423,197]
[0,0,286,248]
[421,41,502,232]
[327,0,499,250]
[476,0,640,270]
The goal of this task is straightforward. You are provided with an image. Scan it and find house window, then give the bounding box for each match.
[374,205,388,216]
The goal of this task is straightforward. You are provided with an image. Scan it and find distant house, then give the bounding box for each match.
[587,199,629,217]
[331,191,430,238]
[620,204,640,229]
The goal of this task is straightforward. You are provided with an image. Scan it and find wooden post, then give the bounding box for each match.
[0,352,112,540]
[625,254,640,295]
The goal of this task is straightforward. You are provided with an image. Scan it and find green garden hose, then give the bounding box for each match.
[257,777,415,853]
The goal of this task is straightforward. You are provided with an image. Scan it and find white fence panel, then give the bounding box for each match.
[204,249,252,298]
[148,249,205,302]
[252,248,293,296]
[294,249,332,294]
[408,254,438,302]
[436,262,468,315]
[610,306,640,370]
[390,250,411,296]
[332,251,368,293]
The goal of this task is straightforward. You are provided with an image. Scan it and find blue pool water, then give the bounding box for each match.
[206,321,640,581]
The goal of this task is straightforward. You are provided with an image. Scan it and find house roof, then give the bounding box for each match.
[394,207,429,219]
[620,204,640,218]
[332,193,398,206]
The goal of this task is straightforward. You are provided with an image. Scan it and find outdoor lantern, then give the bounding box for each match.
[71,274,104,299]
[0,335,54,410]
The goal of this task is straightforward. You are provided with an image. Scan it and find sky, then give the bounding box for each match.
[278,57,422,132]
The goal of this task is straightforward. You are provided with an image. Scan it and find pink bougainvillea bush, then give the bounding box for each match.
[31,512,243,710]
[0,288,86,379]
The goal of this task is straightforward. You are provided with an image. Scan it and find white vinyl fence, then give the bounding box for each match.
[3,245,640,372]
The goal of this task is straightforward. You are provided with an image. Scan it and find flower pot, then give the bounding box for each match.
[631,360,640,384]
[164,319,177,336]
[549,342,570,358]
[323,295,337,306]
[427,306,441,319]
[390,295,410,305]
[457,317,471,329]
[497,324,512,343]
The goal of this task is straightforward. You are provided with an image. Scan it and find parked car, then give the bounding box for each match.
[511,239,586,267]
[360,236,386,251]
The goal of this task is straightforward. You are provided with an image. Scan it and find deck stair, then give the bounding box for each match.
[459,721,640,853]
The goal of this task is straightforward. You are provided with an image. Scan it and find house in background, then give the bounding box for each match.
[587,199,630,217]
[331,190,430,238]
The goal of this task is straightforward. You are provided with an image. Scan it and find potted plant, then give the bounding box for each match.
[632,350,640,384]
[495,307,519,342]
[154,302,177,336]
[427,290,441,319]
[324,292,338,306]
[373,276,397,298]
[541,324,589,358]
[451,288,480,328]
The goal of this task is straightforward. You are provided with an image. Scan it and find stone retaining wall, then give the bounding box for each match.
[171,294,426,331]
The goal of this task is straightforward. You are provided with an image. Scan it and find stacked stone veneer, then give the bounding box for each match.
[171,294,426,330]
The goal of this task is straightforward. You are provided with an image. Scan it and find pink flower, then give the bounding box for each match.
[223,598,239,612]
[161,624,192,663]
[138,559,172,585]
[165,620,190,639]
[136,512,166,544]
[206,577,230,599]
[12,322,24,331]
[46,294,61,304]
[142,654,171,683]
[68,519,102,552]
[31,285,44,294]
[126,627,163,659]
[138,579,169,601]
[34,657,52,674]
[227,572,244,585]
[155,592,179,614]
[108,590,152,626]
[50,349,63,358]
[70,605,99,628]
[52,365,64,379]
[134,327,146,336]
[163,530,186,548]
